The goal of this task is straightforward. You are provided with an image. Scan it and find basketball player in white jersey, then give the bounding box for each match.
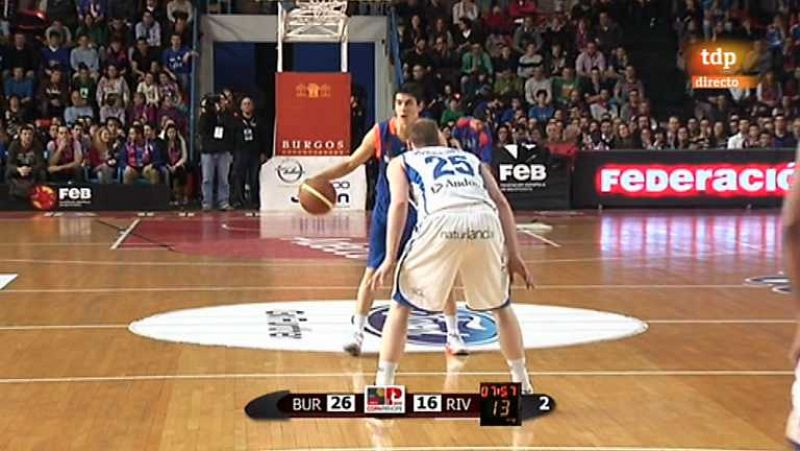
[783,145,800,449]
[313,85,467,356]
[370,118,535,393]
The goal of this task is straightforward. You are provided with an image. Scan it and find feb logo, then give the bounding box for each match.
[58,187,92,201]
[365,306,497,347]
[29,185,56,210]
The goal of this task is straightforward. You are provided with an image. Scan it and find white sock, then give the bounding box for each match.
[353,314,366,333]
[508,358,533,393]
[376,361,397,386]
[444,314,458,336]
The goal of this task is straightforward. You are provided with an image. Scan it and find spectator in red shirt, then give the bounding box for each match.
[483,5,513,34]
[545,121,575,160]
[88,126,119,183]
[47,125,84,182]
[509,0,537,22]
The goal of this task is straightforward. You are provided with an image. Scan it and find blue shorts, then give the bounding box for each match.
[366,206,417,269]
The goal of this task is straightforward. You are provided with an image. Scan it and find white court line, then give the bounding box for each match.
[0,370,791,384]
[0,284,766,294]
[518,228,562,248]
[109,218,141,250]
[266,447,771,451]
[648,319,795,324]
[0,324,128,330]
[0,319,793,331]
[0,274,17,290]
[0,251,750,269]
[221,223,261,233]
[0,242,110,247]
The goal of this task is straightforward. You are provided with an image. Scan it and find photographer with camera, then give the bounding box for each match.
[198,93,234,211]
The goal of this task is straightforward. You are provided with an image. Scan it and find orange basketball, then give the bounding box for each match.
[298,178,336,215]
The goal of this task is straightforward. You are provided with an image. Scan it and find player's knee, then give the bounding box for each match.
[490,303,512,318]
[392,303,411,317]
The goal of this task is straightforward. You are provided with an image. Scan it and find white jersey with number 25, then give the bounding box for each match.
[401,146,496,221]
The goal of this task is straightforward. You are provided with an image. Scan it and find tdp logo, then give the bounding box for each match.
[700,47,737,71]
[58,187,92,200]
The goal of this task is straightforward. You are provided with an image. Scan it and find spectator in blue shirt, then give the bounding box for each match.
[528,90,555,123]
[41,32,71,76]
[78,0,106,22]
[499,97,524,125]
[70,34,100,77]
[5,67,34,107]
[162,34,193,90]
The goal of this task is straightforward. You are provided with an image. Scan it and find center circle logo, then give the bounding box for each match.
[365,306,497,347]
[128,301,648,353]
[276,159,304,184]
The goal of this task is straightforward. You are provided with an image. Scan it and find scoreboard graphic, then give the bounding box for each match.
[245,383,556,426]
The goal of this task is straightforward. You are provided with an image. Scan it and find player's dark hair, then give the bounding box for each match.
[395,83,424,104]
[409,119,441,147]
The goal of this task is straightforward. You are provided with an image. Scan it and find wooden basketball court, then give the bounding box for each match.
[0,209,792,450]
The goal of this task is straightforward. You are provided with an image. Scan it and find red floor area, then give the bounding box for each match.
[114,211,546,260]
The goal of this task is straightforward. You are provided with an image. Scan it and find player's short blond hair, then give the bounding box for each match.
[409,119,441,148]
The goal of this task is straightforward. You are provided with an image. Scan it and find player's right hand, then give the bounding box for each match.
[370,260,395,291]
[508,254,534,290]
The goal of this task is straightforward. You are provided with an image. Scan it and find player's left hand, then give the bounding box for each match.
[370,261,396,291]
[508,254,534,289]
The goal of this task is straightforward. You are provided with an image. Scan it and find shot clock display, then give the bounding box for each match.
[479,382,521,426]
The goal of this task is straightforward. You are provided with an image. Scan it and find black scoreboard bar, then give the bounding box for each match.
[245,385,556,426]
[279,393,487,418]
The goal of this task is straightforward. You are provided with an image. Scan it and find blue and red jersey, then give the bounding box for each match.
[452,117,493,164]
[373,118,410,215]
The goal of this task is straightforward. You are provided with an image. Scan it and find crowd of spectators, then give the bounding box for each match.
[7,0,800,210]
[1,0,200,206]
[393,0,800,160]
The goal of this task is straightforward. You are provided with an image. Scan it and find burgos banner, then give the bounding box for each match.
[275,72,351,156]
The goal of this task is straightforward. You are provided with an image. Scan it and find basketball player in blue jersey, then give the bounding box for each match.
[313,84,468,357]
[783,146,800,449]
[369,118,535,393]
[452,114,494,164]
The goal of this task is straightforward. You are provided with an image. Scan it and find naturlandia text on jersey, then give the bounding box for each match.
[414,146,453,154]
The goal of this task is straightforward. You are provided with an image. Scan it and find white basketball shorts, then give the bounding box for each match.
[392,208,510,312]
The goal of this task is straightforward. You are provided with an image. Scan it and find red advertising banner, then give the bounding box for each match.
[596,163,795,198]
[275,72,351,156]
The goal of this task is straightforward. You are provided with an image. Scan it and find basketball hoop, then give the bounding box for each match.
[281,0,348,42]
[278,0,350,72]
